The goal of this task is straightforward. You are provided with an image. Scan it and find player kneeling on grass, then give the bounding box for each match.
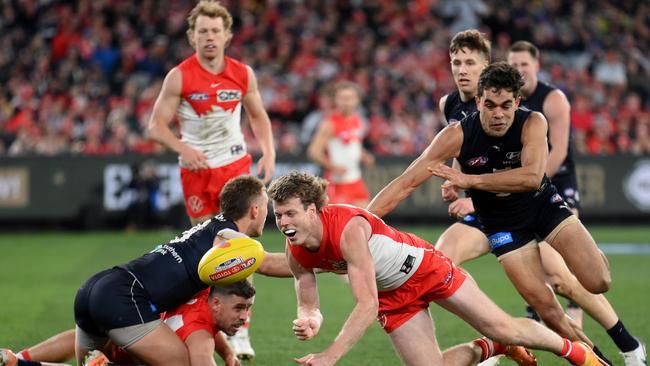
[1,281,255,366]
[268,171,607,366]
[71,175,289,366]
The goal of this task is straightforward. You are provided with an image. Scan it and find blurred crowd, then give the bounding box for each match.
[1,0,649,157]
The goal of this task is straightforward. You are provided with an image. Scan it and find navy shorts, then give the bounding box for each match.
[458,214,484,230]
[551,171,580,210]
[74,268,160,336]
[483,192,574,257]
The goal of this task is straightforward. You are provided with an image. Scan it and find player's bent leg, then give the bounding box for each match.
[435,223,490,265]
[120,323,190,366]
[539,242,618,330]
[21,329,76,363]
[545,217,611,294]
[498,243,592,345]
[387,309,450,366]
[435,276,563,354]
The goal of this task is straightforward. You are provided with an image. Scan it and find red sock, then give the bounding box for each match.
[473,338,508,361]
[559,339,586,365]
[17,349,31,360]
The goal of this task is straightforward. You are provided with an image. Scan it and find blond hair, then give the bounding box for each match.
[187,1,233,32]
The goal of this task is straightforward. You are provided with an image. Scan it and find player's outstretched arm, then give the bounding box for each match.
[314,217,378,365]
[367,123,463,217]
[256,251,293,277]
[185,329,219,366]
[308,120,343,174]
[243,66,276,183]
[147,68,208,171]
[431,112,549,193]
[213,332,240,366]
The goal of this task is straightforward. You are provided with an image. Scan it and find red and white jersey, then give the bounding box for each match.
[326,112,364,183]
[162,288,217,341]
[288,205,432,291]
[177,55,249,168]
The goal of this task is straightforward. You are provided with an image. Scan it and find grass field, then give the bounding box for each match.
[0,225,648,365]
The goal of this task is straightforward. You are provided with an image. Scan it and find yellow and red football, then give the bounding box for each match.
[198,237,265,285]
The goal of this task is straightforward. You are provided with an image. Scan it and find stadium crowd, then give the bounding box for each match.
[1,0,649,157]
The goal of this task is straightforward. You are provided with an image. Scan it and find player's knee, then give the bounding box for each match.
[548,273,577,299]
[583,275,611,294]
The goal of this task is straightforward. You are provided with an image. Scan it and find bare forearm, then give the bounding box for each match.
[249,117,275,157]
[470,168,542,192]
[546,150,567,178]
[325,301,377,361]
[367,179,416,217]
[257,252,293,277]
[148,122,186,154]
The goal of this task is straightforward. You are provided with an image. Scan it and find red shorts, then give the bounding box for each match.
[180,154,252,218]
[327,179,370,205]
[377,249,467,333]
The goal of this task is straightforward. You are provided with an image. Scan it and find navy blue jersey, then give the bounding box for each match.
[520,81,576,180]
[458,109,558,230]
[120,214,238,311]
[443,90,478,124]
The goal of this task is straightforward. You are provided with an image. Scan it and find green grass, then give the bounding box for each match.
[0,226,648,365]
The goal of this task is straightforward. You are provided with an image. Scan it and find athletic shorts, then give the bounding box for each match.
[74,268,161,340]
[180,154,252,218]
[376,249,467,333]
[458,214,483,230]
[551,171,580,210]
[327,179,370,205]
[483,192,574,257]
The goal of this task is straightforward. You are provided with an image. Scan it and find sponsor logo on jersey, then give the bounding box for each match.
[467,156,488,167]
[210,82,222,88]
[209,256,257,281]
[188,92,209,101]
[187,195,204,213]
[488,232,513,249]
[230,144,244,155]
[217,89,242,102]
[505,151,521,160]
[400,255,416,274]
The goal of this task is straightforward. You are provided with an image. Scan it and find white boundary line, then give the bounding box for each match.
[598,244,650,255]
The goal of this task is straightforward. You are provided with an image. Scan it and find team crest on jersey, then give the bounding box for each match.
[467,156,488,167]
[217,89,242,102]
[188,92,209,101]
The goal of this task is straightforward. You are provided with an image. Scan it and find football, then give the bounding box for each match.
[198,237,265,285]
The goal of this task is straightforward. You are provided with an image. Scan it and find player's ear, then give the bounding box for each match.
[250,203,259,219]
[186,29,195,49]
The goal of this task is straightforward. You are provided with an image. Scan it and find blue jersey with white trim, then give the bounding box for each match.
[120,214,238,311]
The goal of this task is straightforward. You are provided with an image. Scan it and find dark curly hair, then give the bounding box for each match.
[478,62,525,98]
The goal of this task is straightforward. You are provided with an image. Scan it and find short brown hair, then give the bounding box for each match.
[508,41,540,60]
[187,1,233,32]
[449,29,491,62]
[209,280,256,299]
[268,171,328,211]
[219,175,265,221]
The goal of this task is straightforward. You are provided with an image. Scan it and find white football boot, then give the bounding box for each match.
[622,338,647,366]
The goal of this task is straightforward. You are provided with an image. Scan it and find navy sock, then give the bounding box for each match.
[607,320,640,352]
[17,360,42,366]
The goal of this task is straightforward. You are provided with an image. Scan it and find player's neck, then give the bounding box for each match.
[522,81,537,99]
[459,89,477,103]
[197,53,226,74]
[303,220,324,252]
